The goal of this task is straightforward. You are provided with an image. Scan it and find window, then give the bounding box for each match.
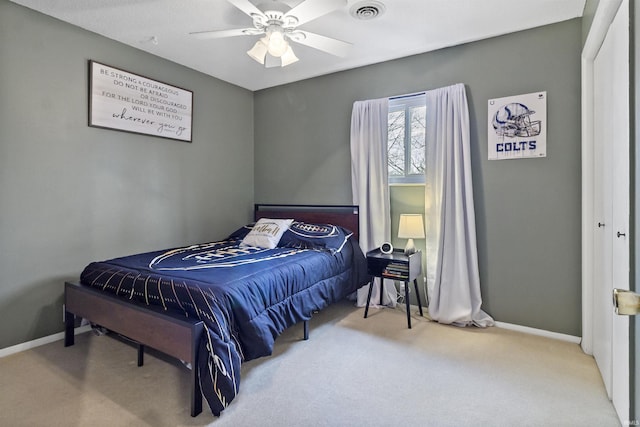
[388,94,426,184]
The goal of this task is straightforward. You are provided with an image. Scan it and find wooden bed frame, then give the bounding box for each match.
[64,204,359,417]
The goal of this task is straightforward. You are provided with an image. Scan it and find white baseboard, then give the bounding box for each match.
[0,325,92,359]
[402,304,581,344]
[495,321,581,344]
[0,318,582,359]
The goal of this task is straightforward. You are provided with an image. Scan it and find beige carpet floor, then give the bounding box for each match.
[0,301,620,427]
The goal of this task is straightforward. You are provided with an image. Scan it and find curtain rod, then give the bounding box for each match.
[389,91,425,100]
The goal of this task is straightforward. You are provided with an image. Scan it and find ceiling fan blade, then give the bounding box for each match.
[291,31,352,57]
[190,28,256,40]
[284,0,346,26]
[227,0,266,19]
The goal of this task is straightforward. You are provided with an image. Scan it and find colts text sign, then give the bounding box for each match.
[487,91,546,160]
[89,61,193,142]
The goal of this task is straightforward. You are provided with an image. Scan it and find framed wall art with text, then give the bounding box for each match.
[89,60,193,142]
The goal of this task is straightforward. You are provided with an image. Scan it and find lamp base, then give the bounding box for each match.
[404,238,417,255]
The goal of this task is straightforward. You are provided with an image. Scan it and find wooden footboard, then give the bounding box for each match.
[64,281,204,417]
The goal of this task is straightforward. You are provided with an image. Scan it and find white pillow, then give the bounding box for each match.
[240,218,294,249]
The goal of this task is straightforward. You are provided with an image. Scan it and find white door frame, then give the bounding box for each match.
[581,0,629,422]
[582,0,623,357]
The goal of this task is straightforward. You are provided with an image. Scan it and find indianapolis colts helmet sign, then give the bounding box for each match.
[488,91,546,160]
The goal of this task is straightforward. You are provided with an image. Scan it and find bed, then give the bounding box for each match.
[64,204,368,417]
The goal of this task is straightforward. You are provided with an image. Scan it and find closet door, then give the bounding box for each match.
[592,57,613,398]
[592,1,630,422]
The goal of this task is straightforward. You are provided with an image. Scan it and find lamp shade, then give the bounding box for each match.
[398,214,425,254]
[398,214,425,239]
[267,30,288,57]
[280,45,299,66]
[247,38,268,64]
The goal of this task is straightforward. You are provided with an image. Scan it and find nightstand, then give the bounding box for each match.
[365,248,424,328]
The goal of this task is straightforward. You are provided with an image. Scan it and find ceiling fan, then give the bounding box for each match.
[190,0,351,67]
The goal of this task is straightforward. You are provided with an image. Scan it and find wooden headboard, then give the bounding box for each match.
[254,204,360,241]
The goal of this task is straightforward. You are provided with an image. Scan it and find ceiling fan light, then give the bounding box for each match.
[247,39,268,64]
[267,31,289,57]
[280,45,299,67]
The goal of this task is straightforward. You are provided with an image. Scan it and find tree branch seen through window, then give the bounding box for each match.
[388,95,426,184]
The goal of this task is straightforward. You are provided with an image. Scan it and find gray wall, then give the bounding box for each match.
[254,19,583,336]
[390,185,427,306]
[0,1,254,349]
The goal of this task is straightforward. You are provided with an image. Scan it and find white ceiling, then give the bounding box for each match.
[10,0,586,91]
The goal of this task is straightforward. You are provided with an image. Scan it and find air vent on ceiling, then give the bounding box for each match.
[350,1,386,20]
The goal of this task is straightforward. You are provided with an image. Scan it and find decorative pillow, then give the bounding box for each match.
[239,218,293,249]
[278,221,352,253]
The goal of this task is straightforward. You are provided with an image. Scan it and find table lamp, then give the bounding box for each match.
[398,214,425,254]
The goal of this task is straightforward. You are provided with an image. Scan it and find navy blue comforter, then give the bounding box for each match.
[79,234,367,415]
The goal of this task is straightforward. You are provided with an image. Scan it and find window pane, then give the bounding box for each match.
[409,106,426,175]
[388,110,405,177]
[387,95,426,184]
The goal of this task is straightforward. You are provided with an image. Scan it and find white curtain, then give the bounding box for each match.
[350,98,397,307]
[424,83,494,327]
